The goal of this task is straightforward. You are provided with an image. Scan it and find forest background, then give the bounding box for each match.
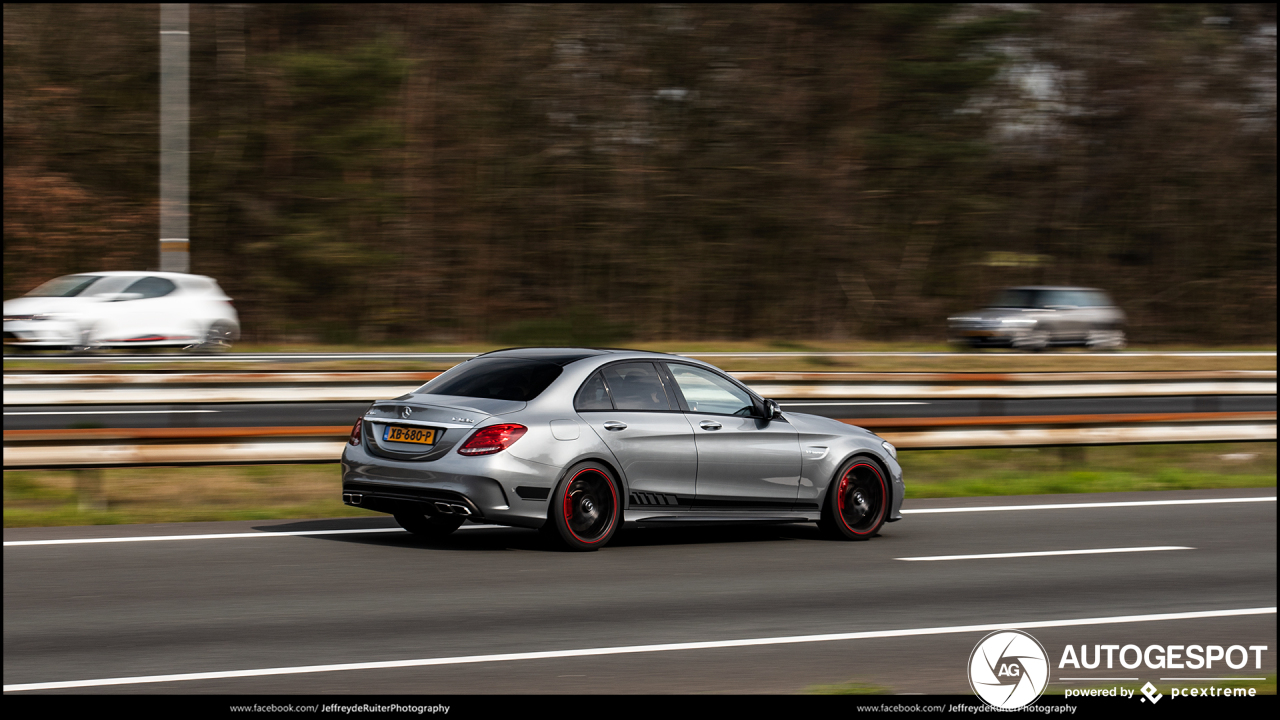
[4,4,1276,346]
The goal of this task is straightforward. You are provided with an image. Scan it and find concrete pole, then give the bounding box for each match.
[160,4,189,273]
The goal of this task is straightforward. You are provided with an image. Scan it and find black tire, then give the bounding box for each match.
[66,325,101,356]
[394,511,464,540]
[1014,329,1049,353]
[1086,328,1126,351]
[819,457,889,541]
[185,321,235,353]
[544,461,621,551]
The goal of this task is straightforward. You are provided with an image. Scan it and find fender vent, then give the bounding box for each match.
[515,486,550,500]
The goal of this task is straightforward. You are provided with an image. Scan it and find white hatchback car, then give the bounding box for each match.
[3,271,239,352]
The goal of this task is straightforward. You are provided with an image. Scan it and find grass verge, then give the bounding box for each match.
[3,464,380,528]
[805,680,892,695]
[900,442,1276,499]
[4,443,1273,528]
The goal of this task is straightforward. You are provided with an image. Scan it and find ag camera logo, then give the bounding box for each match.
[969,630,1050,709]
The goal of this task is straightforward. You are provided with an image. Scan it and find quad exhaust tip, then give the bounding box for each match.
[343,493,363,506]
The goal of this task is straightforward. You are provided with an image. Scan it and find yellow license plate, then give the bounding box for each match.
[383,425,437,445]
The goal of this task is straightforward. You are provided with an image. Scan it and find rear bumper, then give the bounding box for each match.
[341,442,561,529]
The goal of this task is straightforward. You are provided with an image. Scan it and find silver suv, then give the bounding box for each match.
[947,286,1126,351]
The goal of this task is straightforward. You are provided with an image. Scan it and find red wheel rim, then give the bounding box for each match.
[562,468,617,544]
[836,462,886,535]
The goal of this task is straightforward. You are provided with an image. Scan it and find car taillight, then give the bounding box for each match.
[457,423,527,456]
[349,418,363,446]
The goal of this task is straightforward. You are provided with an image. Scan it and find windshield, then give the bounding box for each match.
[25,275,105,298]
[25,275,137,298]
[415,358,563,402]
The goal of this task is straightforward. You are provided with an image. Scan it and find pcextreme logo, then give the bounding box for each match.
[969,630,1050,709]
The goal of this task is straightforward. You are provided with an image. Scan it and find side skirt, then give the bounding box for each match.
[625,510,821,526]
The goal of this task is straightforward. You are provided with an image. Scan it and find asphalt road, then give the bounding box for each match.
[4,395,1274,431]
[4,488,1275,695]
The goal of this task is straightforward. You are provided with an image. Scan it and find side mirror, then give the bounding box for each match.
[764,399,782,421]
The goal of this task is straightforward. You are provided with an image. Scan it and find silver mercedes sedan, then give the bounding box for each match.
[341,348,904,550]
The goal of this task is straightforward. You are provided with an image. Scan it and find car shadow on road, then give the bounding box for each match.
[253,517,829,552]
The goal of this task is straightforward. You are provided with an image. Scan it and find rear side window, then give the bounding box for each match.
[416,358,562,402]
[574,372,614,410]
[120,276,177,300]
[602,362,672,411]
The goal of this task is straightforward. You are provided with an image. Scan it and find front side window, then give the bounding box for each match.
[666,364,755,416]
[1076,290,1111,307]
[415,358,563,402]
[1041,290,1079,308]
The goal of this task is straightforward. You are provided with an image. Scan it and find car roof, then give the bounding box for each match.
[67,271,217,281]
[474,347,687,367]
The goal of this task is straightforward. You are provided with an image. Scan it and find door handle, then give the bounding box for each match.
[699,420,722,431]
[603,421,628,431]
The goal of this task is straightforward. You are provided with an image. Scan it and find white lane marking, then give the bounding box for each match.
[898,546,1193,562]
[2,525,501,547]
[6,497,1273,546]
[902,496,1276,514]
[5,607,1274,692]
[4,410,218,415]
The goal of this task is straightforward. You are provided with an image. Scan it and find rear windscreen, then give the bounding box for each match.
[416,358,563,402]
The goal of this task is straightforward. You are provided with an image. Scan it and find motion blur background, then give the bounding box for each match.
[4,4,1276,346]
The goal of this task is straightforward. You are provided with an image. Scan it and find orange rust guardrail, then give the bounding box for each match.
[3,412,1273,468]
[3,370,1274,405]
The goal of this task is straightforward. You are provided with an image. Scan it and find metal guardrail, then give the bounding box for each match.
[3,371,1274,468]
[3,370,1274,404]
[4,412,1274,468]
